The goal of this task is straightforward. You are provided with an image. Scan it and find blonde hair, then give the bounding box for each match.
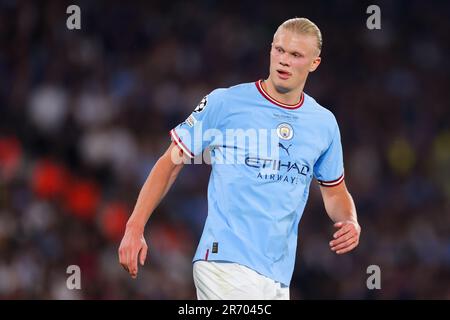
[275,18,323,54]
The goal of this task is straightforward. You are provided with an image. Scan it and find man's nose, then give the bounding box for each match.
[279,59,289,67]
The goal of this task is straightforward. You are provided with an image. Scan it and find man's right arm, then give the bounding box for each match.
[118,142,187,278]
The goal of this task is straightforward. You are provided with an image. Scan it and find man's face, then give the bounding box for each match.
[269,28,321,93]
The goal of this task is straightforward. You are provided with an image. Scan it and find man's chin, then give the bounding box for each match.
[273,83,291,94]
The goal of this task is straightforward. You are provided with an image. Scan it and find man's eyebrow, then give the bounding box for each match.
[286,48,305,55]
[274,44,305,55]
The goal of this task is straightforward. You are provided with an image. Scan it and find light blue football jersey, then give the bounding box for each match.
[170,80,344,286]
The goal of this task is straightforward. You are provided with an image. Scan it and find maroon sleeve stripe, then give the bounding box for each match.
[317,173,345,187]
[169,129,195,158]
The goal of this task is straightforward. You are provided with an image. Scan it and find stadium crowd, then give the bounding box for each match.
[0,0,449,299]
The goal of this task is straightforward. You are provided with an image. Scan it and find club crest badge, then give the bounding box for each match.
[277,123,294,140]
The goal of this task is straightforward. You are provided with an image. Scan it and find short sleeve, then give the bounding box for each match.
[313,120,345,187]
[169,90,223,158]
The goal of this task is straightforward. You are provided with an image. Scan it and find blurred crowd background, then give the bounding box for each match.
[0,0,449,299]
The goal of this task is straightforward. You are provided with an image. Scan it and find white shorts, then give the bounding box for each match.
[193,260,290,300]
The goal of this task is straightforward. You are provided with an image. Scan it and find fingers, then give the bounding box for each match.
[335,240,358,254]
[331,235,357,252]
[330,221,361,254]
[330,230,355,247]
[118,238,147,279]
[139,245,148,266]
[333,222,351,239]
[118,245,128,272]
[129,249,138,278]
[334,221,343,228]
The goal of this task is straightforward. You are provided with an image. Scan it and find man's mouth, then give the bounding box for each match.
[276,70,292,79]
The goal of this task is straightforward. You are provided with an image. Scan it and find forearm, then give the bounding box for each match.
[162,164,183,198]
[324,189,358,224]
[321,183,360,254]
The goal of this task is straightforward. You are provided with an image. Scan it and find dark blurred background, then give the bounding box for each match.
[0,0,449,299]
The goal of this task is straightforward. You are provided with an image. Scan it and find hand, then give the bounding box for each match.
[329,220,360,255]
[118,225,148,279]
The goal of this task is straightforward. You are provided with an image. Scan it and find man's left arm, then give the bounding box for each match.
[320,181,361,254]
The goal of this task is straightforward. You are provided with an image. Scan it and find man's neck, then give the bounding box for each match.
[262,78,305,106]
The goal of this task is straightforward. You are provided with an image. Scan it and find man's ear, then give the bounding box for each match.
[309,56,321,72]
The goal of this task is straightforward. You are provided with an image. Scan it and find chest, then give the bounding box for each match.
[218,106,329,167]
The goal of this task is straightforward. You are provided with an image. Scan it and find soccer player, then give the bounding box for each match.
[118,17,361,300]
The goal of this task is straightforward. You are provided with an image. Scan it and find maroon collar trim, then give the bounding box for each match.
[255,80,304,110]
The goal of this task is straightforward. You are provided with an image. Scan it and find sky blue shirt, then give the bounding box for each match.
[170,80,344,286]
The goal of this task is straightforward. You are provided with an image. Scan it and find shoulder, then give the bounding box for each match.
[207,82,255,100]
[304,93,339,128]
[205,81,255,108]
